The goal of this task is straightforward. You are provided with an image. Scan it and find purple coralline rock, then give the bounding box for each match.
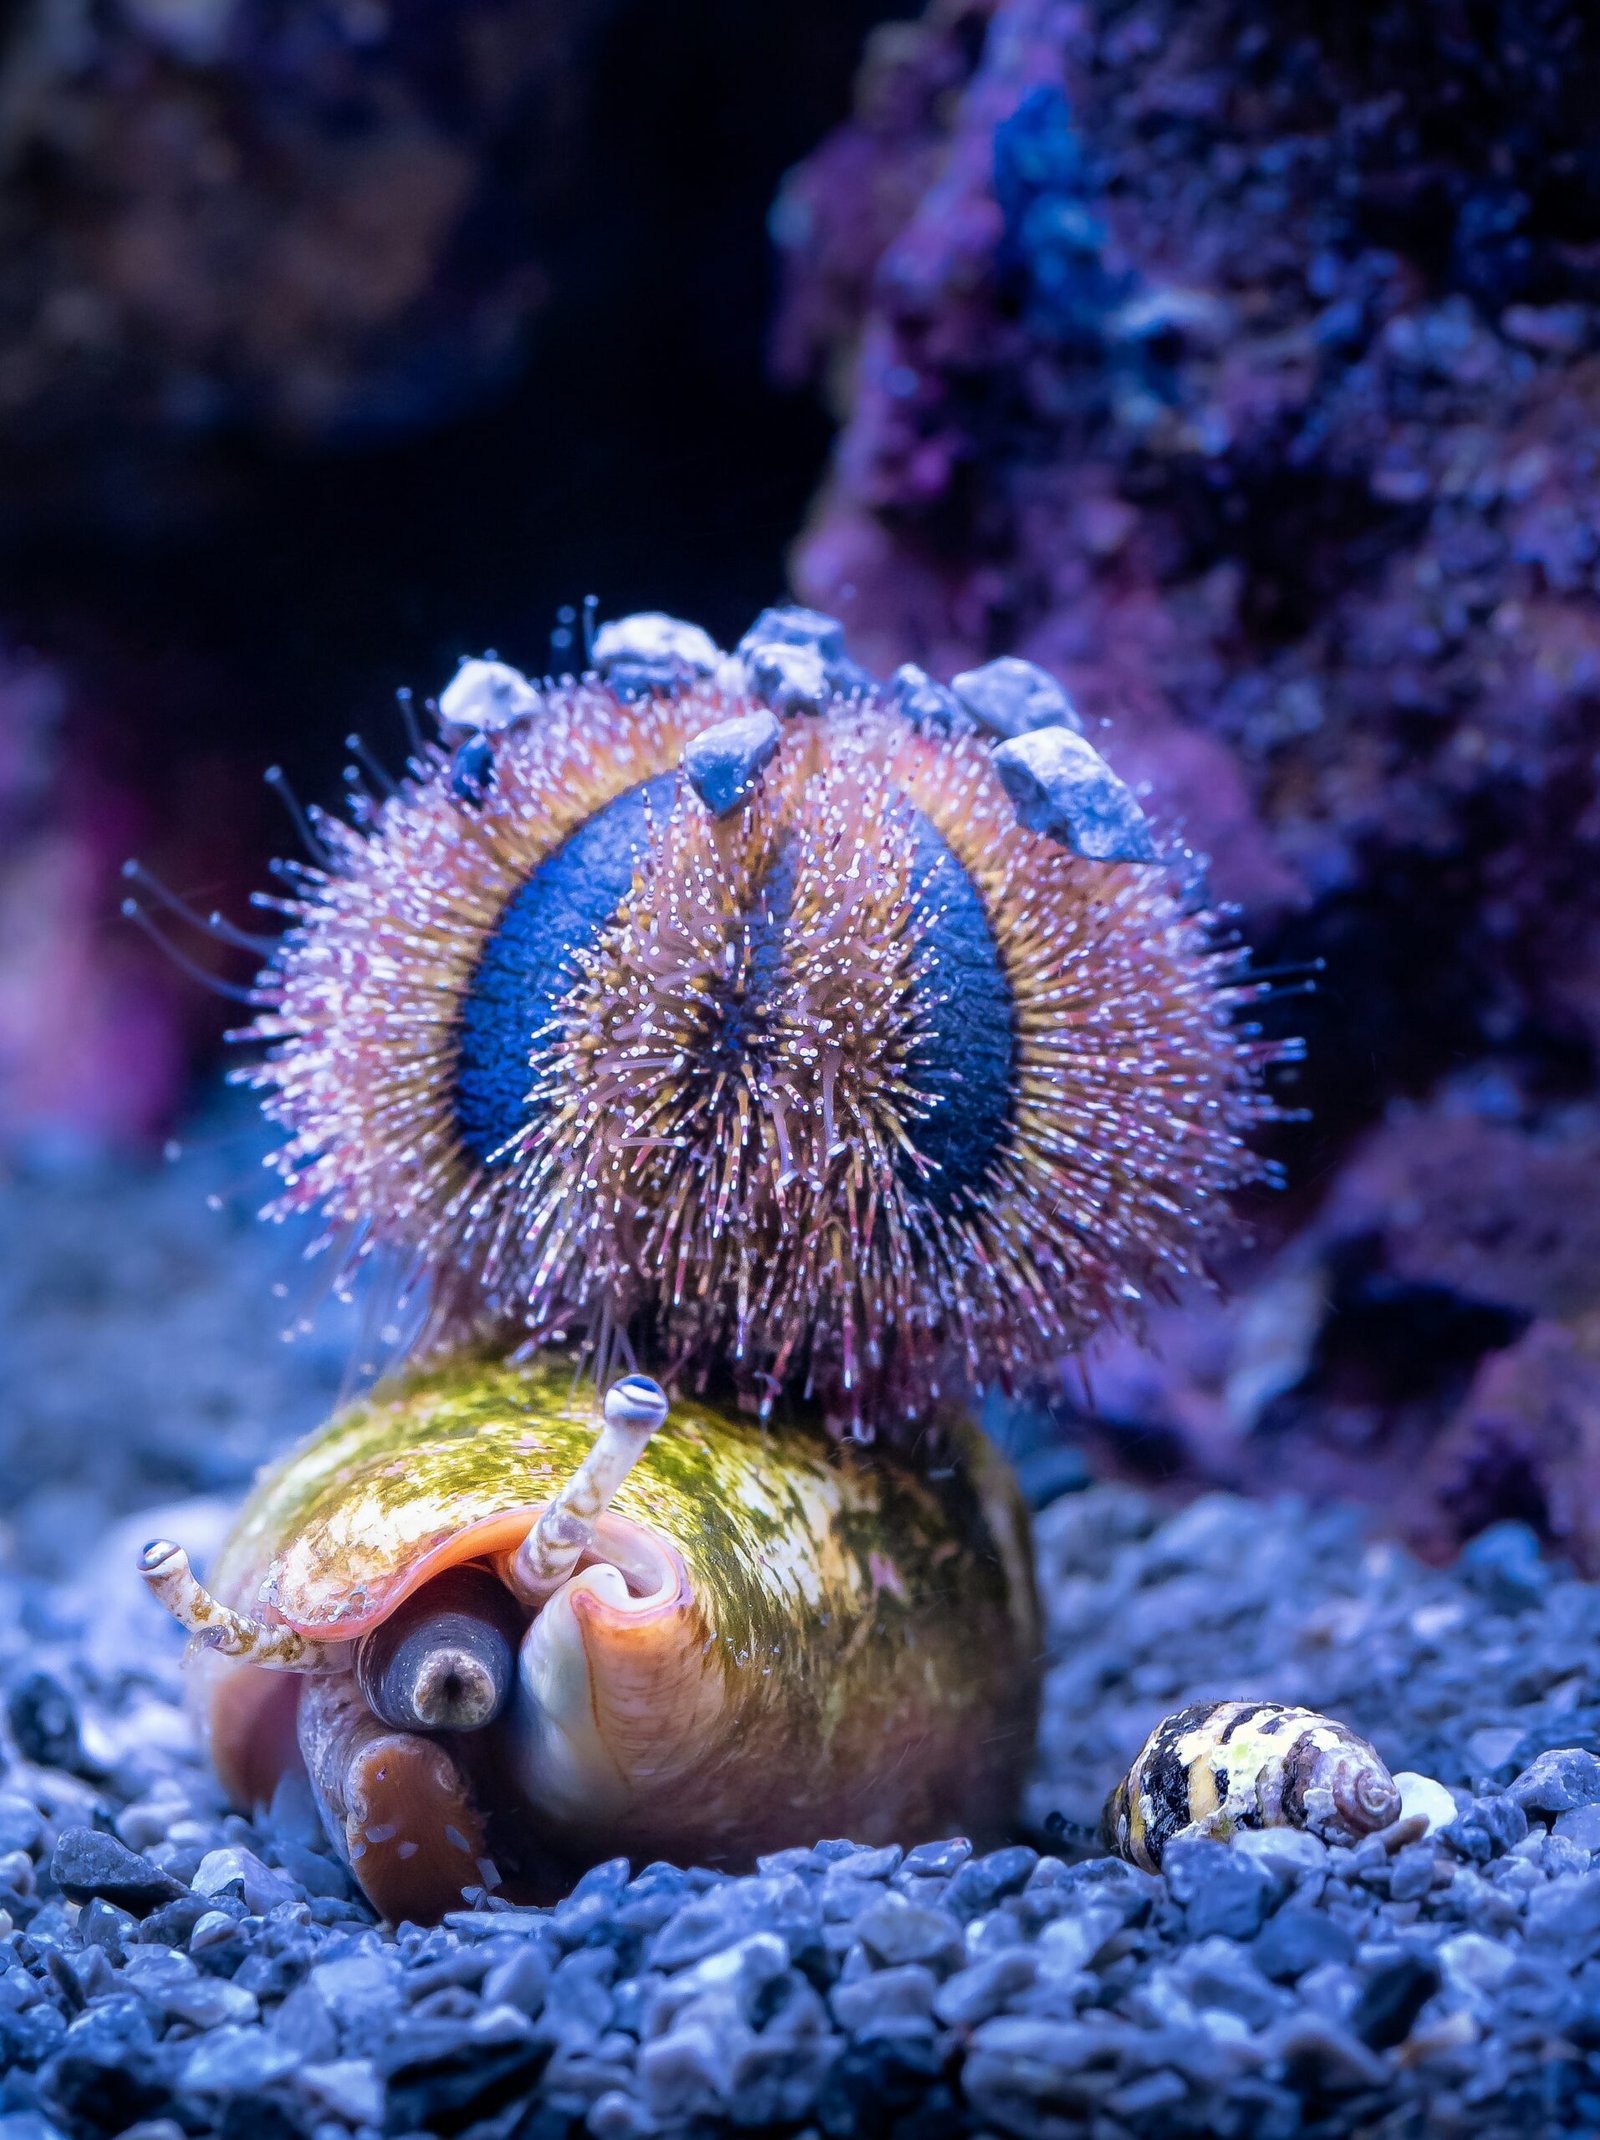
[1042,1086,1600,1573]
[0,639,199,1158]
[774,0,1600,1544]
[775,0,1600,1019]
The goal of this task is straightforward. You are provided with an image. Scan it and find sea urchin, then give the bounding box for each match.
[238,610,1285,1429]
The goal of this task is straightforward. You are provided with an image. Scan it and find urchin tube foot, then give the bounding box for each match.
[137,1539,343,1670]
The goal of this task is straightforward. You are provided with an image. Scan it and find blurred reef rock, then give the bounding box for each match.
[773,0,1600,1555]
[0,639,193,1160]
[0,0,613,529]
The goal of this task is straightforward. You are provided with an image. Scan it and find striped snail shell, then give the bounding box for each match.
[1101,1699,1403,1873]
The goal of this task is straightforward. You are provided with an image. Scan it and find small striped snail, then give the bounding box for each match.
[135,607,1289,1919]
[1101,1700,1404,1873]
[143,1356,1038,1921]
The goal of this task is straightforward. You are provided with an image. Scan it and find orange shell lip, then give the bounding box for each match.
[266,1508,686,1640]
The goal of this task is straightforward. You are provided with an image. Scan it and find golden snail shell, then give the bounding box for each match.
[144,1356,1040,1923]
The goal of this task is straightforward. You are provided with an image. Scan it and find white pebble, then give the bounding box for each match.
[1393,1771,1461,1835]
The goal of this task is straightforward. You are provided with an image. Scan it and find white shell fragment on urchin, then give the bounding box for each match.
[591,612,722,684]
[890,663,967,735]
[993,726,1158,864]
[744,640,831,716]
[681,709,782,817]
[951,655,1085,740]
[736,605,846,663]
[438,658,543,733]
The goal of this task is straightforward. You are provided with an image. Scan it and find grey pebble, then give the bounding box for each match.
[933,1949,1040,2029]
[1034,1899,1124,1976]
[6,1674,85,1776]
[1253,1903,1356,1983]
[1348,1951,1440,2049]
[830,1962,936,2033]
[950,656,1084,740]
[1162,1838,1277,1942]
[1441,1792,1527,1862]
[1459,1520,1550,1611]
[1268,2012,1387,2091]
[944,1846,1037,1921]
[828,1842,904,1880]
[482,1943,550,2016]
[746,640,831,716]
[902,1838,973,1879]
[1508,1746,1600,1817]
[295,2057,384,2127]
[1524,1871,1600,1946]
[992,726,1158,863]
[267,1838,350,1901]
[1231,1825,1328,1887]
[436,656,542,733]
[179,2021,293,2094]
[449,731,495,804]
[962,2014,1107,2134]
[889,663,966,734]
[681,709,781,817]
[1166,1935,1288,2028]
[0,1798,44,1859]
[192,1845,298,1915]
[638,2022,731,2119]
[737,605,846,663]
[1553,1801,1600,1851]
[1387,1841,1440,1902]
[79,1898,136,1955]
[592,612,721,683]
[49,1831,184,1917]
[854,1894,965,1972]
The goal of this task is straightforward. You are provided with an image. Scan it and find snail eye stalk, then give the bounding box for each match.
[137,1540,344,1671]
[352,1565,522,1733]
[508,1375,670,1606]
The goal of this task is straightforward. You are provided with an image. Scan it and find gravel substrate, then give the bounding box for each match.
[0,1119,356,1575]
[5,1136,1600,2137]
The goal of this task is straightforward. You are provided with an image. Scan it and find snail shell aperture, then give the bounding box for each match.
[152,1356,1040,1923]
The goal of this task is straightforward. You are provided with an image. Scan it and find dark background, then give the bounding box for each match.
[0,0,902,1120]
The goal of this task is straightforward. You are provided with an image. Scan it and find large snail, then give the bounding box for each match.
[142,1358,1038,1921]
[136,607,1287,1920]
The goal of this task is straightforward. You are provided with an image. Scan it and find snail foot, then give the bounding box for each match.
[297,1672,494,1924]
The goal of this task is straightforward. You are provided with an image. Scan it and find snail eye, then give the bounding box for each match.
[609,1374,668,1418]
[455,772,677,1165]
